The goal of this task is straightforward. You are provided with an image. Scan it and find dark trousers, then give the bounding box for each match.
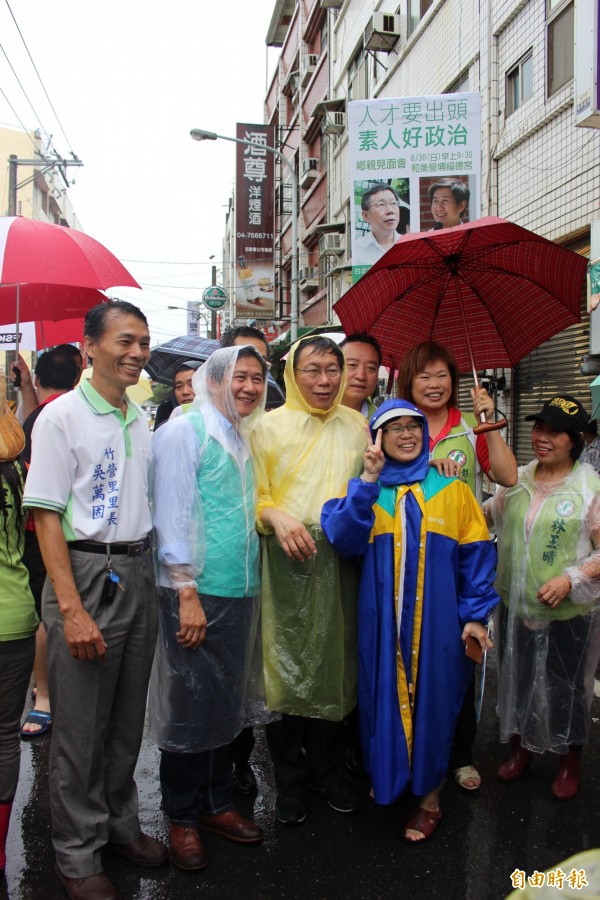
[449,673,477,770]
[160,746,234,824]
[0,636,35,803]
[22,531,46,618]
[230,726,255,767]
[266,714,346,798]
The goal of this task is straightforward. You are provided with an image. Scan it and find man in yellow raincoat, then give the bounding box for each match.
[251,336,366,826]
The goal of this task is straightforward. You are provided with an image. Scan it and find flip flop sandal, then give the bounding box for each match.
[403,807,442,843]
[20,710,52,740]
[453,764,481,791]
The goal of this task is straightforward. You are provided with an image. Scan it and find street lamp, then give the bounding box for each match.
[190,127,299,342]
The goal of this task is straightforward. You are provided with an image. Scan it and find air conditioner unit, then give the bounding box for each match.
[300,157,319,187]
[323,110,346,135]
[320,233,344,256]
[364,12,400,51]
[301,54,318,87]
[299,266,318,283]
[321,0,342,7]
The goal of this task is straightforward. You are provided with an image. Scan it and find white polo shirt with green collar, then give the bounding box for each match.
[23,378,152,543]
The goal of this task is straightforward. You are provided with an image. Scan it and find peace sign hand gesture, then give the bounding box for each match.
[362,426,385,483]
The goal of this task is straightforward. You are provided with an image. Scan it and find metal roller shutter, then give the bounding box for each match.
[514,289,590,465]
[457,370,513,498]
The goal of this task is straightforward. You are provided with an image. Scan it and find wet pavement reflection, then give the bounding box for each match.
[5,662,600,899]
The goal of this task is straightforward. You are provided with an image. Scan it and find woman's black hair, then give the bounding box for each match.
[0,459,25,564]
[567,429,586,462]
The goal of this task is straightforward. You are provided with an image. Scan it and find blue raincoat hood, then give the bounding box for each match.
[369,398,430,486]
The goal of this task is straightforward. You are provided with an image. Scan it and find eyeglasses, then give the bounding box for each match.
[296,366,342,380]
[382,422,423,435]
[368,201,400,211]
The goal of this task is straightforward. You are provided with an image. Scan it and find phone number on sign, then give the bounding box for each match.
[236,233,274,240]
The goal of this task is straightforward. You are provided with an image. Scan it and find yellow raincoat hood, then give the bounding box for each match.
[283,337,347,416]
[251,337,366,527]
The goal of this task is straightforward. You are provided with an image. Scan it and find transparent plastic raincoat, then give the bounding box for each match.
[250,338,366,720]
[148,346,269,752]
[486,459,600,753]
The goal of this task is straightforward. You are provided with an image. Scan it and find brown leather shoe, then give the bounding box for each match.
[55,865,120,900]
[103,832,169,868]
[168,823,208,871]
[198,809,263,844]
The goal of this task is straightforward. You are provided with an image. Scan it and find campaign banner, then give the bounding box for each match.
[235,123,276,320]
[348,93,482,282]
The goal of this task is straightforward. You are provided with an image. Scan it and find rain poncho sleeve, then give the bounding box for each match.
[250,338,366,719]
[485,459,600,753]
[320,478,381,558]
[151,414,204,590]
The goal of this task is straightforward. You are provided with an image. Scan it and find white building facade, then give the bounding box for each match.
[253,0,598,455]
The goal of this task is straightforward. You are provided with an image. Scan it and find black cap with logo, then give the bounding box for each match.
[524,395,589,433]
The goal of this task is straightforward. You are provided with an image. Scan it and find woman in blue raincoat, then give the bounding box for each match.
[321,399,498,842]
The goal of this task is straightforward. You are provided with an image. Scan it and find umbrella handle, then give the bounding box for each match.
[474,417,507,435]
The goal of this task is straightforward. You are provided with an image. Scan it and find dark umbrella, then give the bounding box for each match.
[145,334,285,408]
[334,217,586,433]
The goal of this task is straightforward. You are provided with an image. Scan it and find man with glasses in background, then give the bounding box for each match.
[354,184,405,267]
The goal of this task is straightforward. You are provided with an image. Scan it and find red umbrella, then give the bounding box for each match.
[334,217,586,433]
[0,217,140,336]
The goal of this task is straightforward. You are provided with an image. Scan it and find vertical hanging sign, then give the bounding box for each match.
[235,123,276,319]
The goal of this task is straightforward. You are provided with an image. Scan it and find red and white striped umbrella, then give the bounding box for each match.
[0,216,140,333]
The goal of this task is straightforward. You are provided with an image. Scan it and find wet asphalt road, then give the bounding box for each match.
[5,660,600,900]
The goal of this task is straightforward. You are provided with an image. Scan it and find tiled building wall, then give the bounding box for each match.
[379,0,480,99]
[492,0,597,241]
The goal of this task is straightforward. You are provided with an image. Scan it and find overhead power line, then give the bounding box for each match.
[0,84,38,153]
[0,38,50,139]
[3,0,77,156]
